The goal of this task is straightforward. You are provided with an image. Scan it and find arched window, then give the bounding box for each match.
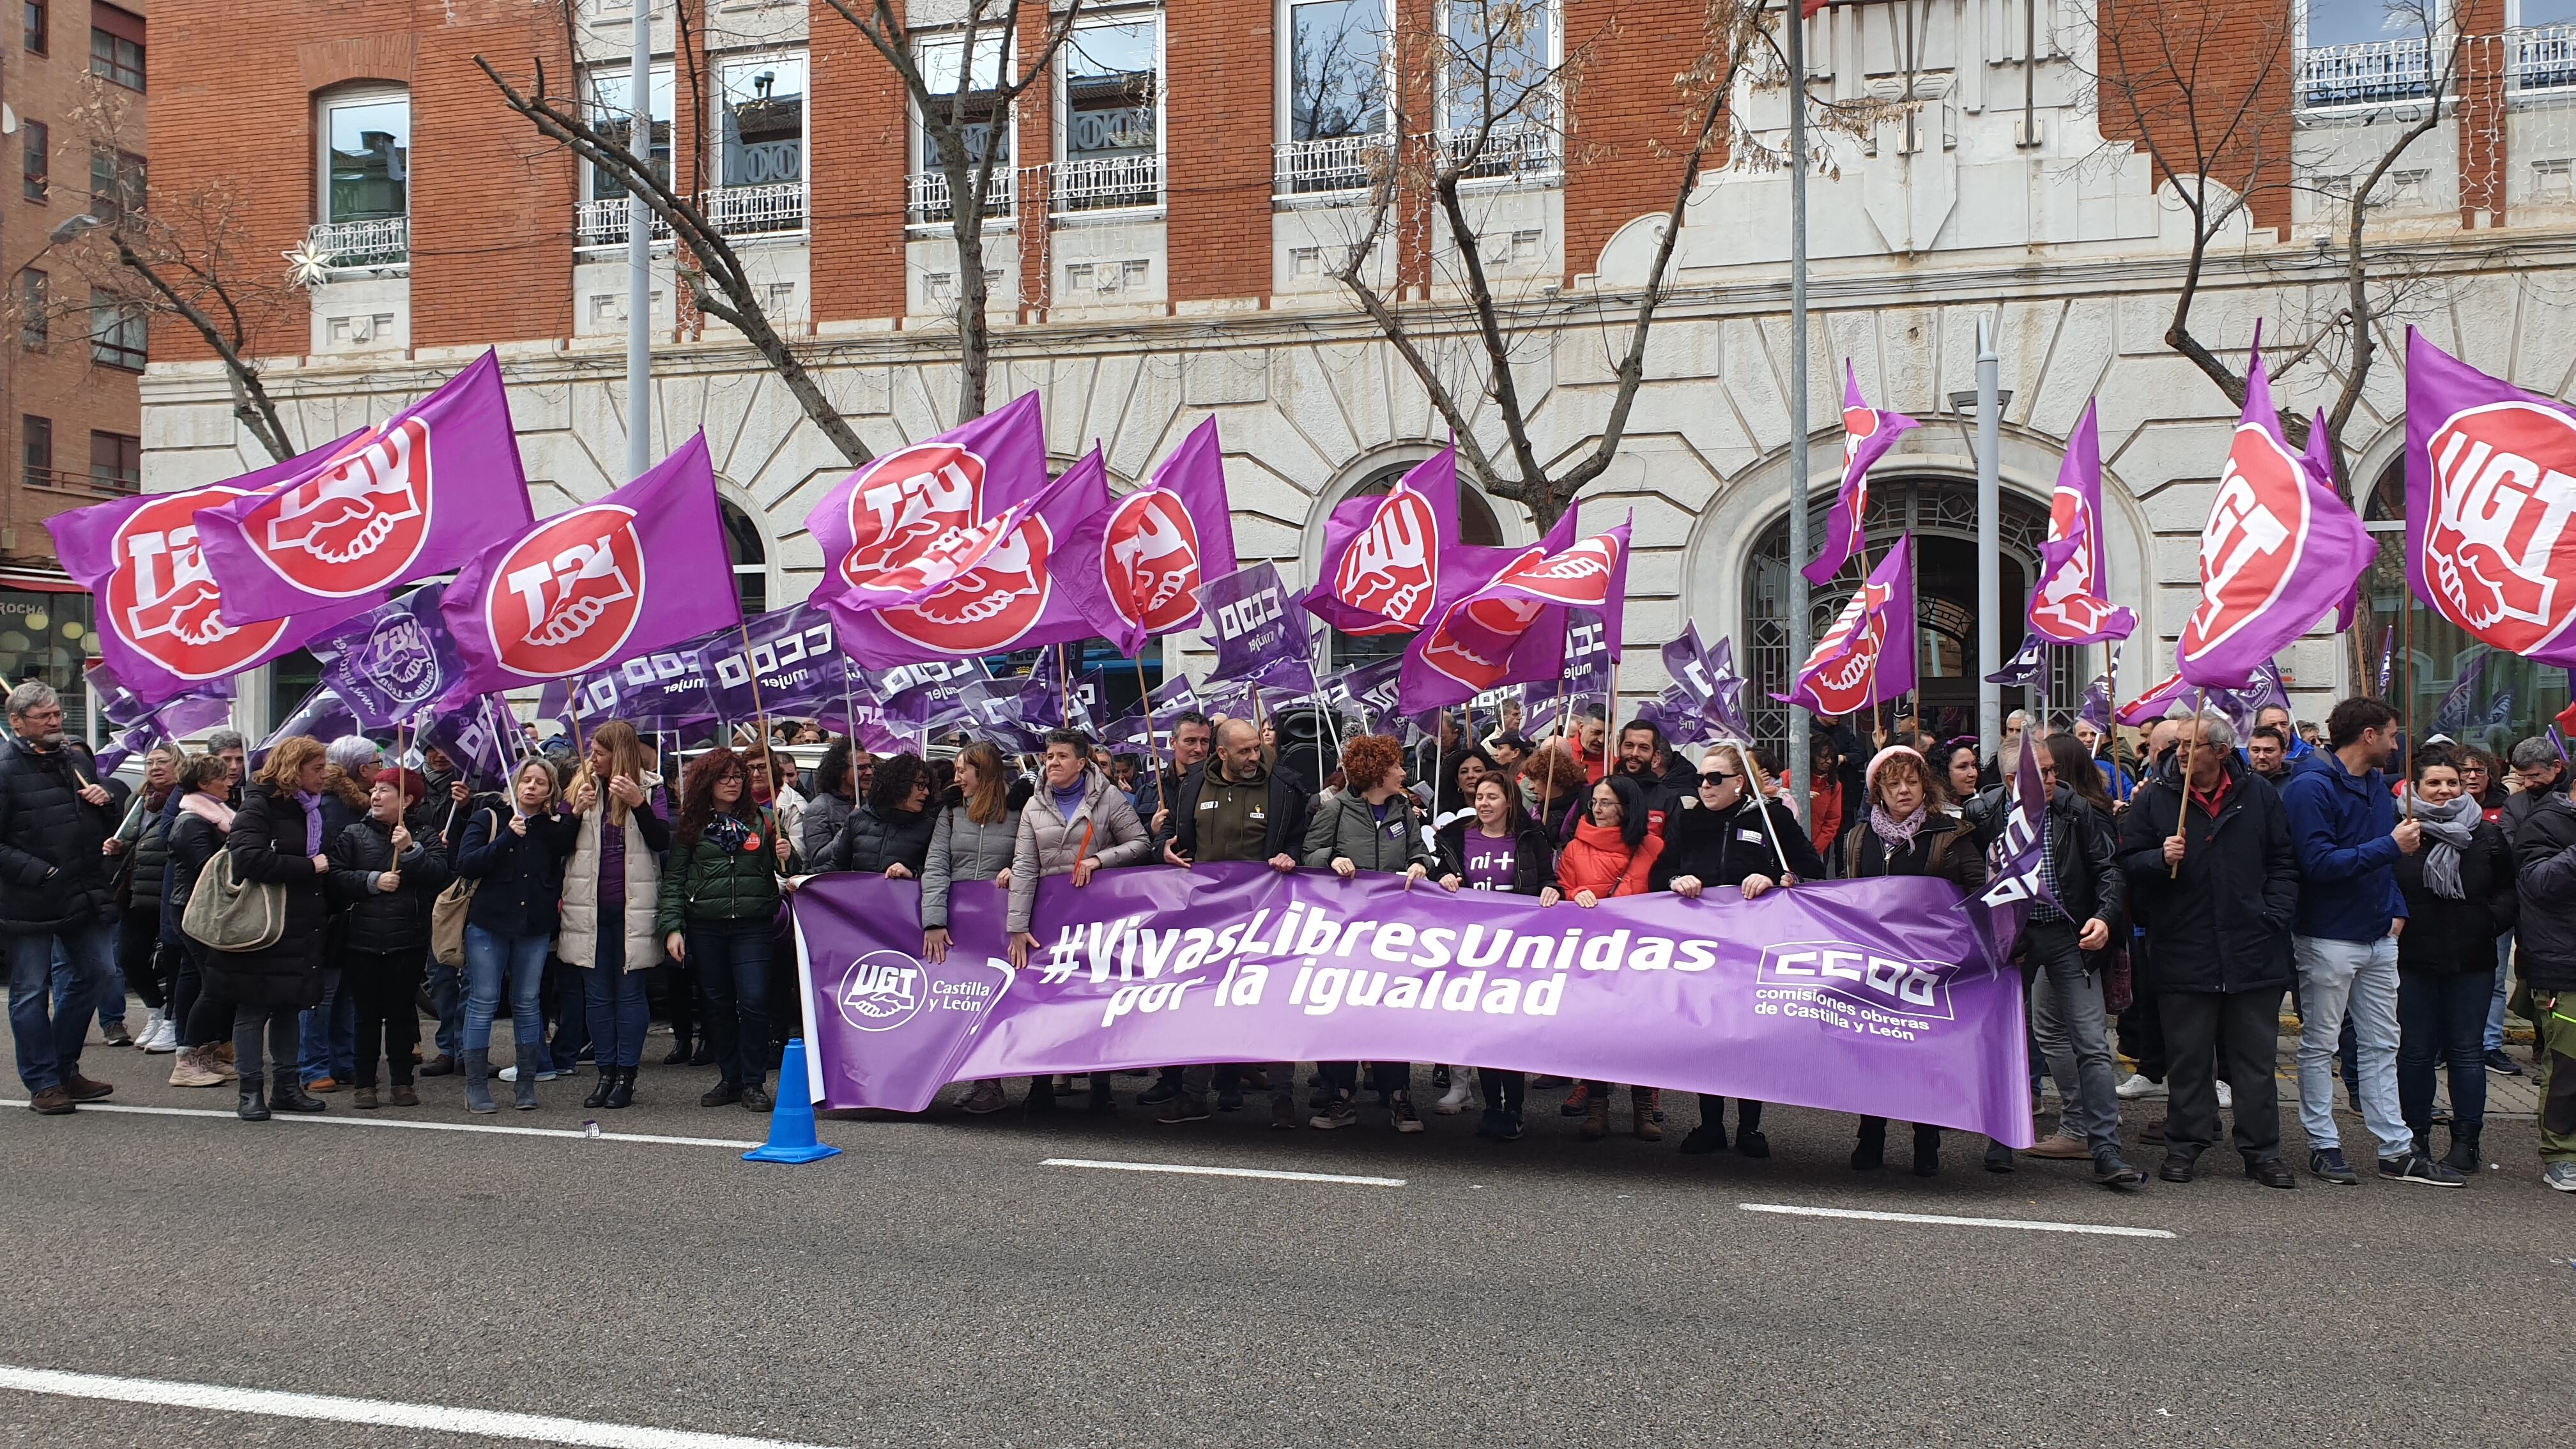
[2361,461,2564,752]
[1322,463,1505,670]
[722,500,767,615]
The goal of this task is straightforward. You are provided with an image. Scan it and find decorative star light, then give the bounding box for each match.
[282,237,336,289]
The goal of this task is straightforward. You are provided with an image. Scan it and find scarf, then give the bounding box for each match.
[2412,790,2481,901]
[1870,802,1929,856]
[294,790,323,856]
[176,793,234,832]
[705,811,754,854]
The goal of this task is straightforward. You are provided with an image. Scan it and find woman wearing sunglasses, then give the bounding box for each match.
[1652,744,1827,1160]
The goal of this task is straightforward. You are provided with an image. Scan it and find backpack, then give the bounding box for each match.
[180,850,286,953]
[430,809,499,968]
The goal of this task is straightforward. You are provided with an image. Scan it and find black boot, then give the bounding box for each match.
[237,1079,270,1121]
[585,1069,615,1109]
[270,1068,326,1114]
[1087,1073,1116,1114]
[604,1067,636,1110]
[1679,1093,1728,1154]
[1851,1117,1887,1170]
[1736,1099,1770,1158]
[1912,1124,1943,1177]
[2443,1122,2481,1174]
[663,1036,693,1066]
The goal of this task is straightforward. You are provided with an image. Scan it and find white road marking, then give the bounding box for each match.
[1044,1156,1406,1187]
[0,1099,764,1151]
[0,1363,845,1448]
[1737,1202,2176,1239]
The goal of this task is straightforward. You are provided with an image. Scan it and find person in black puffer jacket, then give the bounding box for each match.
[2393,749,2516,1173]
[111,744,183,1049]
[207,738,335,1122]
[818,752,936,878]
[452,757,579,1114]
[0,681,121,1112]
[162,753,241,1087]
[328,769,449,1109]
[1654,742,1827,1160]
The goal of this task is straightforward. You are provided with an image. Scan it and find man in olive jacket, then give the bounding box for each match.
[2117,714,2301,1188]
[0,682,120,1113]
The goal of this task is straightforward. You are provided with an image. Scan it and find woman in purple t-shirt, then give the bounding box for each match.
[1433,776,1561,1140]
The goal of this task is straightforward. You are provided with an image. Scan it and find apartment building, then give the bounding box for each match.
[133,0,2576,746]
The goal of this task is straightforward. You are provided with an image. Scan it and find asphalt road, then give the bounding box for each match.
[1,1025,2566,1449]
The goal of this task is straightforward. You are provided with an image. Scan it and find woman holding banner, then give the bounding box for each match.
[455,759,578,1113]
[1303,734,1442,1133]
[924,742,1020,1116]
[660,750,791,1113]
[1831,746,1987,1176]
[1004,730,1151,1114]
[1435,774,1560,1140]
[1655,743,1827,1160]
[1555,774,1665,1142]
[560,723,669,1112]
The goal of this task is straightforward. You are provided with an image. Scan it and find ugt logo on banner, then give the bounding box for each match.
[2422,402,2576,650]
[481,505,647,678]
[1101,489,1203,634]
[839,441,1053,652]
[1333,487,1440,632]
[241,417,434,598]
[2184,424,2308,657]
[107,488,291,680]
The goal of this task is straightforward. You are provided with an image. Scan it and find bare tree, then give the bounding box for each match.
[815,0,1089,419]
[1327,0,1887,532]
[478,0,874,465]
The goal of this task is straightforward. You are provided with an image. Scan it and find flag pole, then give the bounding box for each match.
[1735,744,1800,885]
[1132,652,1167,799]
[738,622,771,751]
[2172,686,2203,878]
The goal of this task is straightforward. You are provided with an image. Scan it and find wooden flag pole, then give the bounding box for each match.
[2172,686,2204,878]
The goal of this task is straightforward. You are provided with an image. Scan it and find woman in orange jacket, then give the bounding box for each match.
[1554,774,1664,1140]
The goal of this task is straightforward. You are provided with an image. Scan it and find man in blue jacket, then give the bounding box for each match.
[2280,696,2460,1186]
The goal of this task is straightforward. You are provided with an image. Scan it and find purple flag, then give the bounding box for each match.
[791,864,2033,1144]
[47,439,376,707]
[696,604,853,723]
[540,636,718,737]
[95,688,236,774]
[194,351,534,620]
[866,658,990,728]
[257,685,359,759]
[1774,537,1917,717]
[1400,512,1632,714]
[443,432,740,696]
[1965,723,2057,962]
[1982,634,2050,687]
[1307,448,1462,637]
[2430,651,2490,737]
[1802,362,1919,586]
[2177,334,2374,689]
[309,583,468,733]
[420,693,514,783]
[2407,329,2576,666]
[1018,646,1088,732]
[1655,625,1751,746]
[1204,564,1317,694]
[1061,417,1239,656]
[2027,400,2137,646]
[92,664,231,735]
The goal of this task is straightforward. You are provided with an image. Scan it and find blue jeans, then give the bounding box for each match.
[582,926,648,1070]
[689,917,772,1088]
[464,925,549,1055]
[2399,967,2490,1139]
[2295,934,2411,1160]
[56,935,126,1029]
[2486,932,2514,1053]
[2028,919,2122,1160]
[300,967,358,1084]
[10,921,114,1092]
[427,957,464,1059]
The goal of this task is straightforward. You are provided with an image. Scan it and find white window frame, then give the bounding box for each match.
[1053,5,1166,216]
[315,83,410,228]
[1433,0,1562,135]
[580,62,676,206]
[910,26,1016,181]
[710,49,809,192]
[1275,0,1394,144]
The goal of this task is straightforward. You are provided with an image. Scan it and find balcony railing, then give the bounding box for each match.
[302,216,409,273]
[1048,153,1162,214]
[2511,23,2576,93]
[1436,119,1563,181]
[906,167,1017,226]
[21,466,134,500]
[1273,134,1389,197]
[2295,37,2431,109]
[575,182,809,250]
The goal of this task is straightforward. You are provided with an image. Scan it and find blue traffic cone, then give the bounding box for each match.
[744,1038,842,1164]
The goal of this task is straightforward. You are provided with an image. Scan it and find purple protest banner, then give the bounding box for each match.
[1204,563,1316,694]
[2027,400,2137,647]
[1965,726,2056,962]
[540,637,717,737]
[194,351,534,619]
[445,432,741,694]
[867,657,990,728]
[790,864,2032,1144]
[2178,333,2373,689]
[48,439,375,707]
[308,583,467,732]
[1803,362,1919,587]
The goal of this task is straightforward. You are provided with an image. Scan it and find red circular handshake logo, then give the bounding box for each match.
[480,504,647,678]
[838,441,1053,652]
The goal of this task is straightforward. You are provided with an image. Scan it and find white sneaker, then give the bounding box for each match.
[1434,1076,1473,1115]
[2216,1079,2234,1110]
[2114,1073,2165,1100]
[141,1018,178,1054]
[497,1064,562,1083]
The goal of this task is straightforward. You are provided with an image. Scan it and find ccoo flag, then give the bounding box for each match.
[2405,330,2576,667]
[48,436,378,707]
[2027,400,2137,646]
[2176,332,2374,689]
[1061,417,1239,657]
[1775,535,1916,717]
[443,432,740,694]
[1802,362,1919,587]
[194,351,535,620]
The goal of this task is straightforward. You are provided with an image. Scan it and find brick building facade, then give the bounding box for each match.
[131,0,2576,747]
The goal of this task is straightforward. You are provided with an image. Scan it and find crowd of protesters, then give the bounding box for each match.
[6,671,2572,1199]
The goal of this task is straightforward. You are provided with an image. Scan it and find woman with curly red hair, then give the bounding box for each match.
[1301,733,1441,1131]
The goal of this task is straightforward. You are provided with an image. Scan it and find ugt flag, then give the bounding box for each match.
[2406,330,2576,666]
[1399,511,1632,713]
[1061,417,1238,657]
[194,351,534,619]
[2027,399,2136,646]
[1802,362,1918,586]
[2177,333,2373,689]
[48,437,376,706]
[443,431,740,694]
[1775,535,1916,717]
[1307,447,1460,637]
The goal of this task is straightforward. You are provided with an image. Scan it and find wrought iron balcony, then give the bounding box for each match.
[2295,37,2432,109]
[301,216,408,273]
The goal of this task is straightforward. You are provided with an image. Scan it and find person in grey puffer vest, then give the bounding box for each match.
[931,742,1032,1117]
[1002,730,1151,1112]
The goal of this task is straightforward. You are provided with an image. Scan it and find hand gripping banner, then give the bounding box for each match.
[792,864,2033,1144]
